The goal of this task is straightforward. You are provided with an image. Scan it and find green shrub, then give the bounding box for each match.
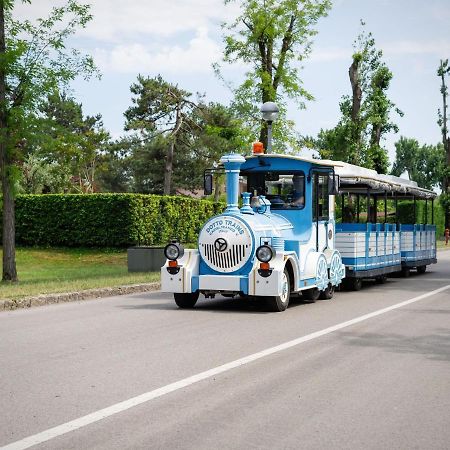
[397,199,445,236]
[10,194,225,247]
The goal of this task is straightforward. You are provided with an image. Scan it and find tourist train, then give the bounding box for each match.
[161,144,437,312]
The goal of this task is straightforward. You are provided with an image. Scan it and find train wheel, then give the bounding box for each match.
[376,275,387,284]
[329,252,345,286]
[346,278,362,291]
[319,283,335,300]
[174,291,199,309]
[417,265,427,274]
[303,287,320,302]
[266,269,290,312]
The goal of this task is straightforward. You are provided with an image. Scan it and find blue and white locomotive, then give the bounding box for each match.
[161,147,437,312]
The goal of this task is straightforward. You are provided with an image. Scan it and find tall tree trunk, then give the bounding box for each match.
[0,2,17,281]
[163,139,174,195]
[349,59,362,122]
[439,60,450,228]
[349,58,362,165]
[164,102,183,195]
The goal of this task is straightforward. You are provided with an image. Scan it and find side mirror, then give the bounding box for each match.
[328,174,340,195]
[204,173,213,196]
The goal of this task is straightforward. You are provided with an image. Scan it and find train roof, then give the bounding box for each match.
[244,154,437,199]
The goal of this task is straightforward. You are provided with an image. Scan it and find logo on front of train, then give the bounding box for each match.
[198,214,255,275]
[198,206,292,277]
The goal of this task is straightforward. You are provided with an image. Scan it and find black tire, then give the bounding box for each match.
[266,269,291,312]
[375,275,387,284]
[417,265,427,274]
[319,283,335,300]
[303,287,320,302]
[401,267,410,278]
[347,278,363,291]
[174,291,199,309]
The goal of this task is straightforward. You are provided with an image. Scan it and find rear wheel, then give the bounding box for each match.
[417,265,427,274]
[266,269,290,312]
[344,277,362,291]
[303,287,320,302]
[319,283,335,300]
[174,291,199,309]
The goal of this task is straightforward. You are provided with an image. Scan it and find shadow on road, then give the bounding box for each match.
[339,328,450,362]
[120,294,311,315]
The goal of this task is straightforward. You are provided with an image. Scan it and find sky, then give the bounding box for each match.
[15,0,450,165]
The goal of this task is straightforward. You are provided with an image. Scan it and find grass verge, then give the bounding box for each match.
[0,247,159,301]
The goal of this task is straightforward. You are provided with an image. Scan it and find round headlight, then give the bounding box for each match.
[164,242,184,261]
[256,245,275,263]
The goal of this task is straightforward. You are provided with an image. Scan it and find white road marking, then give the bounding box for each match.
[2,284,449,450]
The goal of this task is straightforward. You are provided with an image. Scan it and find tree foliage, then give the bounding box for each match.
[124,75,200,194]
[0,0,97,281]
[124,75,247,195]
[437,59,450,228]
[36,91,110,192]
[311,24,402,173]
[216,0,331,150]
[391,136,445,190]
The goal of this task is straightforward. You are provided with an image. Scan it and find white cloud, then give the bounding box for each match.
[95,27,221,74]
[382,39,450,57]
[84,0,237,42]
[308,38,450,64]
[13,0,239,42]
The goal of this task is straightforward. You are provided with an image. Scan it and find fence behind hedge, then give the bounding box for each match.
[13,194,225,247]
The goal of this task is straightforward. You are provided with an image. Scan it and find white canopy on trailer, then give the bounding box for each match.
[321,160,437,199]
[243,154,437,199]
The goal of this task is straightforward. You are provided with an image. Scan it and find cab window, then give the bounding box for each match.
[313,173,329,220]
[244,171,305,210]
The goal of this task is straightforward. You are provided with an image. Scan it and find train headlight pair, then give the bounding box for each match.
[164,241,184,261]
[256,244,275,263]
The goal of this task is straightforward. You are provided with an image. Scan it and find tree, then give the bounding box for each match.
[216,0,331,150]
[437,59,450,228]
[124,75,199,195]
[312,24,402,173]
[96,138,133,193]
[123,100,245,196]
[0,0,97,281]
[38,91,110,192]
[189,102,247,199]
[18,154,72,193]
[391,136,445,190]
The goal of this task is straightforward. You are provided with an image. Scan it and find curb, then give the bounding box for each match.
[0,282,161,311]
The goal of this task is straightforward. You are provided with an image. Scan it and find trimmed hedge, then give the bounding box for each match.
[13,194,225,247]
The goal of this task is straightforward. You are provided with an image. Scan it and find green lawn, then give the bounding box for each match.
[0,247,159,301]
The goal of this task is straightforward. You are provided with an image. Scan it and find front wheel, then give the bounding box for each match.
[174,291,199,309]
[266,269,290,312]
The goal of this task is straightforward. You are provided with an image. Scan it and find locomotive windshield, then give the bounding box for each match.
[242,171,305,210]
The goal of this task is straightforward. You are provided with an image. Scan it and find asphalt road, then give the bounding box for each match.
[1,251,450,450]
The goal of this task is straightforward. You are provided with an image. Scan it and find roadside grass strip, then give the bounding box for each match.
[2,284,449,450]
[0,248,159,301]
